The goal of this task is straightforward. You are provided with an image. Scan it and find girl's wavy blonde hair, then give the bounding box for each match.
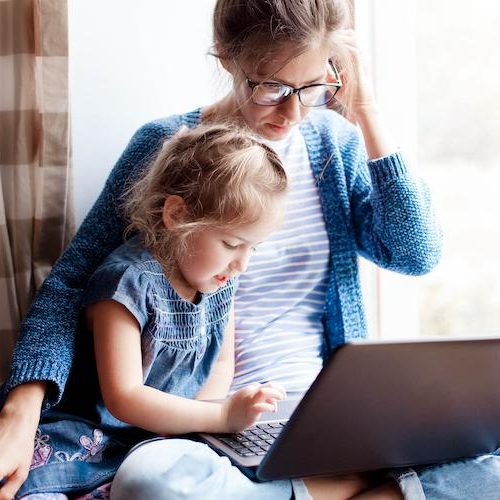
[123,122,287,271]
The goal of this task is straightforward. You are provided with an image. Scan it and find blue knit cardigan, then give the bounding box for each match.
[5,109,441,410]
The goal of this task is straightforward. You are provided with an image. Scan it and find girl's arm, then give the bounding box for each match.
[89,300,284,435]
[196,308,235,401]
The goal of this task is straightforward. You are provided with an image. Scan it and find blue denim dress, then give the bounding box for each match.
[17,238,236,497]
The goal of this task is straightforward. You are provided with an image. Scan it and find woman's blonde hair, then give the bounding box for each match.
[212,0,355,113]
[124,123,287,271]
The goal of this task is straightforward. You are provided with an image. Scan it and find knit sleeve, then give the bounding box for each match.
[344,130,442,275]
[5,118,180,411]
[310,110,442,276]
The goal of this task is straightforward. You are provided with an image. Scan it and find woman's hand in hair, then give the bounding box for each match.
[329,28,395,159]
[328,28,377,125]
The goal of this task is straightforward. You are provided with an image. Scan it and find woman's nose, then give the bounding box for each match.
[278,93,302,123]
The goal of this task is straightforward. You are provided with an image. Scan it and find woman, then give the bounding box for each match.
[1,1,496,499]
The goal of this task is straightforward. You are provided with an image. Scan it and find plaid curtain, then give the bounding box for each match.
[0,0,73,382]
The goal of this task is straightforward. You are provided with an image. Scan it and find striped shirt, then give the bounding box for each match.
[231,126,329,394]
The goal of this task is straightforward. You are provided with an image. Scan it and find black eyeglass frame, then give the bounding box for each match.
[246,61,343,108]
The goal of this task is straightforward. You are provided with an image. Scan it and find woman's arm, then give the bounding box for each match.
[4,120,175,410]
[324,31,442,275]
[0,382,45,499]
[90,300,284,434]
[196,308,235,401]
[330,29,395,160]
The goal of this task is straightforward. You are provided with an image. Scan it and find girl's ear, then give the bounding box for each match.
[162,195,188,229]
[174,125,190,138]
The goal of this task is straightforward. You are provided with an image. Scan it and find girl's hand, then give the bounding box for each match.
[327,29,378,123]
[221,382,286,433]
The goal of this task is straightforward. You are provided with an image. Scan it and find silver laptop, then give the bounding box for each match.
[199,337,500,481]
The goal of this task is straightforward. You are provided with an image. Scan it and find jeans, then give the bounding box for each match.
[110,438,306,500]
[110,438,500,499]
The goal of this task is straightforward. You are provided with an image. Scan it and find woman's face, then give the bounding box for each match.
[232,44,331,140]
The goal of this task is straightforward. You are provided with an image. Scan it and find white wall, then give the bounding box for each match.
[69,0,223,226]
[69,1,421,339]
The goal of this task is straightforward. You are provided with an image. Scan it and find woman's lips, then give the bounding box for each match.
[267,122,292,136]
[269,123,288,131]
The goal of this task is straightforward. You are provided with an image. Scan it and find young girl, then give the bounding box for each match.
[3,0,500,499]
[13,123,288,498]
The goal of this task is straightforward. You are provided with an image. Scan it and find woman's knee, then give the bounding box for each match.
[418,452,500,500]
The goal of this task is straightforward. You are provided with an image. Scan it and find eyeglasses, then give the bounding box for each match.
[246,61,342,107]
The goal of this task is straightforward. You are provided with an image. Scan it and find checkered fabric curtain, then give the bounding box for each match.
[0,0,73,382]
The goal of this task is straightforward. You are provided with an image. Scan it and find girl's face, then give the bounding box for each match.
[232,44,331,140]
[172,202,285,302]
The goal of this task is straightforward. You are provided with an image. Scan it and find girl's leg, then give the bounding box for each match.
[110,438,403,500]
[303,474,403,500]
[110,438,293,500]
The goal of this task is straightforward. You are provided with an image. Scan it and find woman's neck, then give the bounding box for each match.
[202,92,243,125]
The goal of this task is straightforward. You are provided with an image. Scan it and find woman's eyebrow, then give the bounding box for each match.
[255,72,326,86]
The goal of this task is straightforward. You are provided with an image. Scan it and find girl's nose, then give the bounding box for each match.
[231,249,252,274]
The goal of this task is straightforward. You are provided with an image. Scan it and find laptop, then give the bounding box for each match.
[199,337,500,481]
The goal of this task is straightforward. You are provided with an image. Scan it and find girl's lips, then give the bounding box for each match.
[214,275,228,284]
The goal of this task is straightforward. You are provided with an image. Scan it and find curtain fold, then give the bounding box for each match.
[0,0,73,382]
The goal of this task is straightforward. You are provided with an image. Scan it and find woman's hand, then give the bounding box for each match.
[221,382,286,433]
[328,28,395,159]
[0,383,44,500]
[328,29,378,122]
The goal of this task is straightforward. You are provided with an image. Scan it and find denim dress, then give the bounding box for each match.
[17,238,236,498]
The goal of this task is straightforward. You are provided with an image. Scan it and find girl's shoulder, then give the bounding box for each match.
[82,237,166,328]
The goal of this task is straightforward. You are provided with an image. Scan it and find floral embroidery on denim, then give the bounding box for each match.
[54,429,106,463]
[80,428,105,459]
[30,428,53,470]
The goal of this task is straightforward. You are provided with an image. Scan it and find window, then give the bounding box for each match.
[356,0,500,339]
[416,1,500,337]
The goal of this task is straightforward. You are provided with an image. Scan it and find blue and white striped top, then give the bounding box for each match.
[231,127,328,393]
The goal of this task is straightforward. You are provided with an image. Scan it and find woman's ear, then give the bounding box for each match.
[215,42,234,73]
[162,195,188,229]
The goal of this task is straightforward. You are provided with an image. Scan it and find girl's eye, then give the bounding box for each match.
[223,241,238,250]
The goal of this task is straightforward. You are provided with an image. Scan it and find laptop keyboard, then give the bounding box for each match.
[215,421,287,457]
